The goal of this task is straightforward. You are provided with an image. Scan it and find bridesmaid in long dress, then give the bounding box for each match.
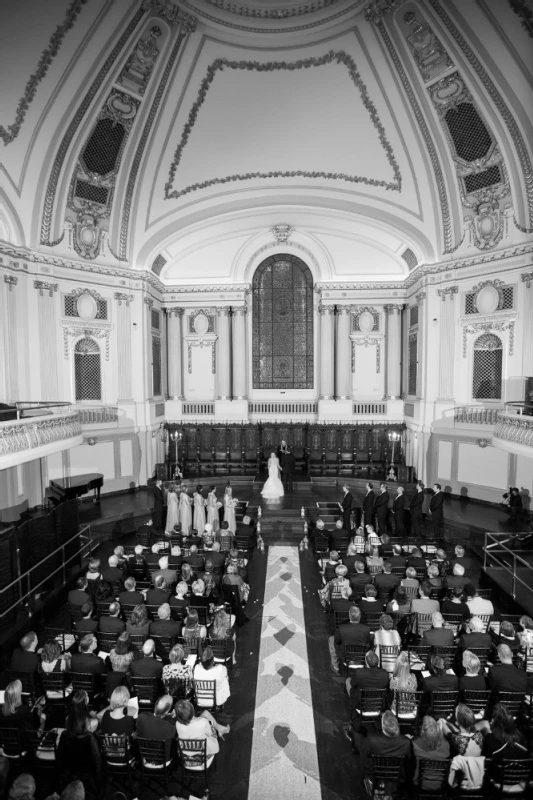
[179,485,192,536]
[193,485,206,534]
[165,486,180,534]
[206,485,220,533]
[223,487,237,534]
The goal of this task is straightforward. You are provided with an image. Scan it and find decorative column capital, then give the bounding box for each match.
[364,0,401,25]
[3,275,18,291]
[143,297,154,309]
[232,306,247,317]
[415,291,426,304]
[165,306,184,317]
[437,286,459,301]
[319,304,336,315]
[336,305,353,315]
[34,280,58,296]
[114,292,134,306]
[521,271,533,288]
[384,303,405,314]
[216,307,231,317]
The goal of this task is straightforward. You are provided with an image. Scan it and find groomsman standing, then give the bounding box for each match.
[429,483,445,538]
[362,482,375,528]
[374,483,390,534]
[409,482,425,538]
[339,484,354,532]
[392,486,406,536]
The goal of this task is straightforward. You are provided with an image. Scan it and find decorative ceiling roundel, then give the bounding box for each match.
[76,293,98,320]
[193,313,209,334]
[358,310,375,333]
[476,285,499,314]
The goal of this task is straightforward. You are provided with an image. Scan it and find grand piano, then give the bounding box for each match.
[47,473,103,504]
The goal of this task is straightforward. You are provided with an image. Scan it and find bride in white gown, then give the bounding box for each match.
[261,452,284,499]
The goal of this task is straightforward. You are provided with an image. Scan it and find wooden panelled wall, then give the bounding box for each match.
[164,422,407,477]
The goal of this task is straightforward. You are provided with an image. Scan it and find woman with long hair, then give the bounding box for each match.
[261,452,284,500]
[58,691,103,790]
[389,650,417,713]
[40,638,70,674]
[109,631,135,673]
[193,485,207,534]
[179,484,192,536]
[99,686,135,737]
[180,562,195,586]
[193,646,231,706]
[0,680,41,735]
[412,715,450,787]
[441,703,484,756]
[165,486,180,535]
[223,486,237,534]
[206,485,220,533]
[386,586,412,614]
[182,608,207,640]
[125,604,150,637]
[209,608,236,661]
[480,703,528,767]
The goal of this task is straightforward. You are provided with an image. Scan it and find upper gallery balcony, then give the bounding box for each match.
[493,403,533,457]
[0,402,83,469]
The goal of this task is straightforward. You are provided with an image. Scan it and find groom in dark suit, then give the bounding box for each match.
[281,447,296,494]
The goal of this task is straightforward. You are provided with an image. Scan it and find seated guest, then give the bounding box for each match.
[199,559,220,595]
[184,528,202,550]
[329,519,348,550]
[184,544,204,571]
[209,541,226,571]
[118,577,145,607]
[10,632,39,675]
[386,586,411,614]
[193,646,230,706]
[331,584,354,613]
[162,644,193,699]
[459,615,492,652]
[433,548,450,576]
[125,603,150,638]
[329,606,372,674]
[70,635,106,678]
[180,563,196,588]
[440,703,484,756]
[346,710,411,790]
[222,563,248,603]
[68,578,91,607]
[40,638,70,676]
[492,620,520,654]
[208,609,236,661]
[342,543,358,573]
[441,586,470,620]
[407,547,426,570]
[487,643,527,694]
[136,695,175,760]
[150,603,182,638]
[74,602,98,634]
[175,699,227,763]
[358,584,383,620]
[169,581,191,612]
[226,548,249,582]
[99,602,125,634]
[58,691,103,787]
[101,556,124,587]
[464,584,494,617]
[217,520,233,551]
[446,563,467,590]
[152,555,178,589]
[422,654,458,695]
[427,564,443,590]
[411,582,440,615]
[412,715,450,787]
[389,651,417,708]
[146,576,170,606]
[365,525,381,549]
[202,522,216,549]
[518,614,533,650]
[374,561,401,599]
[451,545,472,573]
[320,549,341,576]
[130,639,163,680]
[479,703,528,765]
[113,546,129,573]
[365,546,384,572]
[100,686,136,737]
[373,614,401,671]
[389,544,406,569]
[350,526,366,554]
[320,564,351,607]
[422,611,454,647]
[145,545,162,570]
[182,608,207,641]
[400,567,419,589]
[349,561,369,600]
[190,579,210,612]
[347,650,389,709]
[94,580,113,608]
[459,650,486,691]
[86,558,102,584]
[128,544,149,581]
[109,632,135,674]
[0,680,42,736]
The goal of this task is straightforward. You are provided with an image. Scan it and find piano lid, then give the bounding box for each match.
[50,473,103,489]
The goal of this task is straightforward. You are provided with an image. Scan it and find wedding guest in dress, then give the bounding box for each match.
[179,485,192,536]
[206,486,220,532]
[165,486,180,535]
[193,485,207,533]
[223,487,237,534]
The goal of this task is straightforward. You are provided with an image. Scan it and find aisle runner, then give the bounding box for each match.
[248,546,321,800]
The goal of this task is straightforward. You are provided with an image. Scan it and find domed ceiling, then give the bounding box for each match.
[1,0,531,286]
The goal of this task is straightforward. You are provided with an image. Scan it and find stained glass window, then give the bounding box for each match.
[252,255,314,389]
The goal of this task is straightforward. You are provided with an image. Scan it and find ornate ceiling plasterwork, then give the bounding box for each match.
[0,0,88,146]
[165,51,401,200]
[203,0,340,17]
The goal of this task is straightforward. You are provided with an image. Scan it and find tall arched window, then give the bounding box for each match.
[252,254,314,390]
[74,337,102,401]
[472,333,502,400]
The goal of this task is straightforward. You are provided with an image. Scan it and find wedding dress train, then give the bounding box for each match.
[261,456,284,499]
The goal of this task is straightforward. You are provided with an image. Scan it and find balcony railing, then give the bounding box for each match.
[76,406,119,424]
[454,405,502,425]
[494,403,533,449]
[0,410,82,464]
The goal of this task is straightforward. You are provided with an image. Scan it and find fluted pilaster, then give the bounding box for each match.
[217,308,231,400]
[384,304,404,399]
[166,307,184,400]
[114,293,134,400]
[336,305,352,399]
[319,305,335,399]
[35,281,59,400]
[437,286,458,400]
[232,306,248,399]
[521,273,533,376]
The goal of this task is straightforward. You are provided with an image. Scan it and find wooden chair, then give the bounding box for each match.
[190,604,209,626]
[333,611,350,629]
[176,737,213,796]
[130,675,159,711]
[26,729,59,786]
[353,688,387,724]
[466,646,490,672]
[70,672,99,700]
[7,670,40,707]
[442,613,464,637]
[429,645,458,670]
[151,634,175,660]
[176,636,202,659]
[0,727,25,764]
[137,737,174,798]
[407,645,431,670]
[206,637,233,669]
[394,690,423,735]
[368,755,405,799]
[68,602,85,621]
[96,600,113,617]
[416,757,451,797]
[496,691,524,718]
[40,671,71,713]
[429,690,459,720]
[97,733,136,798]
[193,679,218,713]
[414,612,434,637]
[365,612,384,631]
[121,603,137,621]
[463,689,492,720]
[128,633,147,653]
[342,644,368,673]
[145,604,162,619]
[43,627,73,653]
[98,631,119,653]
[489,758,533,796]
[378,644,400,672]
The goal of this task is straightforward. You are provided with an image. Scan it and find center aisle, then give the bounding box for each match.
[248,545,322,800]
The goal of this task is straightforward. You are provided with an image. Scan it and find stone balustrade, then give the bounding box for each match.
[0,411,83,467]
[454,406,502,425]
[494,410,533,448]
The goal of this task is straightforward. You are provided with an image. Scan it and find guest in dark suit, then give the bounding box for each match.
[329,606,372,673]
[347,711,412,786]
[183,545,204,571]
[99,602,125,635]
[342,544,359,574]
[330,585,355,614]
[74,603,99,635]
[451,545,472,573]
[101,556,125,588]
[409,483,425,537]
[207,542,226,571]
[459,616,492,652]
[149,603,182,638]
[152,479,165,531]
[276,440,288,466]
[329,519,349,551]
[392,486,406,536]
[422,611,454,647]
[130,639,164,680]
[136,694,175,759]
[374,484,390,535]
[429,483,445,537]
[340,484,354,532]
[146,576,171,606]
[118,577,145,607]
[347,650,389,711]
[70,635,106,677]
[281,447,296,494]
[362,482,375,528]
[487,644,527,694]
[350,562,370,601]
[10,632,40,676]
[68,578,92,607]
[423,655,459,695]
[389,544,406,570]
[374,562,401,600]
[151,555,178,589]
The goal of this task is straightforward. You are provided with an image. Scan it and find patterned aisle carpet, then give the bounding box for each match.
[248,546,322,800]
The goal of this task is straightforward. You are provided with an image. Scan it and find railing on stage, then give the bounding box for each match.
[483,531,533,601]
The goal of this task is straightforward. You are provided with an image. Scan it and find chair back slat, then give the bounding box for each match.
[430,690,459,719]
[193,678,217,709]
[177,737,208,771]
[418,757,451,792]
